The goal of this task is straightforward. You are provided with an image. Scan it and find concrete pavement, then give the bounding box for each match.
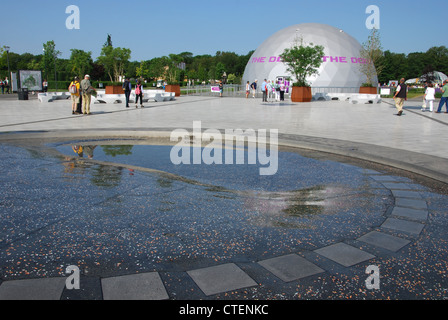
[0,93,448,302]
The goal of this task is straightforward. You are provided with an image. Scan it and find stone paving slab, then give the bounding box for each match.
[391,207,428,222]
[391,190,423,199]
[101,272,169,300]
[369,175,407,182]
[187,263,257,296]
[395,198,427,210]
[314,243,375,267]
[0,277,66,300]
[381,218,425,235]
[380,182,415,190]
[358,231,411,252]
[258,254,325,282]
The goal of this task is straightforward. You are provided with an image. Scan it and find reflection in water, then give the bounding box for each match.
[102,145,133,157]
[241,185,362,229]
[72,145,97,158]
[57,143,376,229]
[62,145,129,188]
[90,165,124,188]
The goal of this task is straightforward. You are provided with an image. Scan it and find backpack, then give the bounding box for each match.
[69,82,78,94]
[135,84,141,95]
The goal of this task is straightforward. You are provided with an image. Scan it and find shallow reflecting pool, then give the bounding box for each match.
[0,141,396,278]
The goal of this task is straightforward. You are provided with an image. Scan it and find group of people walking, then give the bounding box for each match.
[123,77,145,108]
[421,79,448,113]
[246,79,287,102]
[393,78,448,116]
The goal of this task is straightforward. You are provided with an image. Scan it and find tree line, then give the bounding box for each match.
[1,35,447,88]
[0,36,253,89]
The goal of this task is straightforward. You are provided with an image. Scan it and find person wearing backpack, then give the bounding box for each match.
[123,77,131,108]
[134,79,144,108]
[69,76,80,115]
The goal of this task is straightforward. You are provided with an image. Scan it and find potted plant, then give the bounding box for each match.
[165,81,181,97]
[280,36,325,102]
[359,28,383,94]
[164,54,182,96]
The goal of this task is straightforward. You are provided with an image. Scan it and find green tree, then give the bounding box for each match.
[97,35,131,82]
[69,49,93,78]
[42,40,61,81]
[280,36,325,87]
[215,62,226,81]
[359,28,383,86]
[380,51,407,83]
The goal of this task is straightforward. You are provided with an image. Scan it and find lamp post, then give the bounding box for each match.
[5,46,10,93]
[53,52,57,91]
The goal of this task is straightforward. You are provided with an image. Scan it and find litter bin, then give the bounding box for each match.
[18,88,29,100]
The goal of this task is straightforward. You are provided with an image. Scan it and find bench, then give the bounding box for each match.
[350,94,382,104]
[38,92,71,102]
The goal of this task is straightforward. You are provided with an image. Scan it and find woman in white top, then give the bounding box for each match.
[423,83,436,112]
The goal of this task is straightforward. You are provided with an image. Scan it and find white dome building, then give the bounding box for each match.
[242,23,376,91]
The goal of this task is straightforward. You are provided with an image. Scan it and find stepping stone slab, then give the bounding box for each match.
[314,243,375,267]
[395,198,427,210]
[187,263,257,296]
[381,218,425,235]
[381,182,413,190]
[358,231,411,252]
[101,272,169,300]
[369,175,403,182]
[0,277,66,300]
[391,190,422,199]
[391,207,428,221]
[258,254,324,282]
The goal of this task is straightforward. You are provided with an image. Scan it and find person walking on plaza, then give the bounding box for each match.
[0,79,4,94]
[436,79,448,113]
[393,78,407,116]
[422,83,435,112]
[43,79,48,92]
[69,76,81,115]
[219,81,223,97]
[246,81,250,98]
[123,77,131,108]
[272,80,279,101]
[279,81,285,101]
[261,79,267,102]
[134,79,144,108]
[267,80,273,102]
[4,77,10,94]
[251,79,257,98]
[80,74,94,115]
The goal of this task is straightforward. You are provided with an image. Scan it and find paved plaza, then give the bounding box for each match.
[0,92,448,302]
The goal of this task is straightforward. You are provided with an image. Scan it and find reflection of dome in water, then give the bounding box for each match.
[242,23,376,88]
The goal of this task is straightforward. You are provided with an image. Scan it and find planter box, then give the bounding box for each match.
[291,86,312,102]
[106,85,124,94]
[165,84,180,97]
[359,87,378,94]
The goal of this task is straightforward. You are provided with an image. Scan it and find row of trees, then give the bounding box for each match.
[1,34,447,88]
[0,35,253,87]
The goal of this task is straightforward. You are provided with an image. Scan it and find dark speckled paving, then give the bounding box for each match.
[0,141,447,300]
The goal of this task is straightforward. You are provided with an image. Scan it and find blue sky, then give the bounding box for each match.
[2,0,445,61]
